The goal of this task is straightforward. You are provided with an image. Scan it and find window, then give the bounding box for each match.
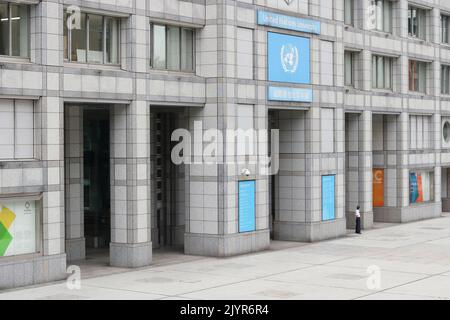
[0,3,29,57]
[442,15,450,44]
[370,0,392,33]
[64,12,120,64]
[409,115,431,150]
[442,65,450,95]
[410,171,434,204]
[372,55,393,90]
[409,60,427,93]
[151,24,195,72]
[408,6,426,39]
[444,121,450,143]
[344,0,354,26]
[344,51,354,87]
[0,99,34,160]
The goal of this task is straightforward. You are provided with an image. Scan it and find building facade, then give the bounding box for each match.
[0,0,448,289]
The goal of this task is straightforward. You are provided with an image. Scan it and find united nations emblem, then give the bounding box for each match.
[280,43,299,73]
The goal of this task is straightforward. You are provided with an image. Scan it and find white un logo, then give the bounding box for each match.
[280,44,299,74]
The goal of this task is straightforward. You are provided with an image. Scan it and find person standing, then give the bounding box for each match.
[355,205,361,234]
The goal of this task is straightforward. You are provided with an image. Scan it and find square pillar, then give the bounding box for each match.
[110,102,152,268]
[64,106,85,261]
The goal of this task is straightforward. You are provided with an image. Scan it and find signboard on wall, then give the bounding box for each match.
[322,175,335,221]
[258,11,321,35]
[0,200,36,257]
[373,169,385,207]
[268,32,311,85]
[268,86,313,102]
[238,180,256,233]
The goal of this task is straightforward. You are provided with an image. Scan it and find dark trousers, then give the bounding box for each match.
[355,217,361,234]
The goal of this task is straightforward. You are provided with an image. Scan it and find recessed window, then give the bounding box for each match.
[370,0,392,33]
[442,65,450,95]
[372,55,393,90]
[409,60,427,93]
[64,12,120,64]
[0,2,29,58]
[443,121,450,143]
[442,15,450,44]
[151,24,195,72]
[409,115,431,150]
[344,51,355,87]
[408,6,427,40]
[344,0,354,26]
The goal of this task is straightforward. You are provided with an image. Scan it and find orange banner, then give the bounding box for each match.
[373,169,385,207]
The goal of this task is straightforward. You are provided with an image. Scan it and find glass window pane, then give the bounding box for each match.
[105,17,119,64]
[376,0,383,31]
[152,25,166,69]
[344,0,353,25]
[88,14,103,63]
[385,58,391,89]
[0,3,9,56]
[167,26,180,70]
[372,56,377,88]
[419,62,426,92]
[377,56,384,88]
[71,13,87,62]
[418,9,426,39]
[181,28,193,71]
[10,4,28,57]
[64,12,69,60]
[383,1,392,32]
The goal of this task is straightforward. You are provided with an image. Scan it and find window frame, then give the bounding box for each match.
[408,6,427,40]
[371,0,392,33]
[442,14,450,44]
[442,65,450,95]
[344,0,354,26]
[0,2,30,58]
[64,12,121,65]
[150,23,195,73]
[409,60,427,93]
[372,54,393,90]
[344,50,355,87]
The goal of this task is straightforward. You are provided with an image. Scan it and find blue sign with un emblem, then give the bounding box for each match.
[268,32,311,84]
[238,180,256,233]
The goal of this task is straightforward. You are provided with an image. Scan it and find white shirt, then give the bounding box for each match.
[355,209,361,218]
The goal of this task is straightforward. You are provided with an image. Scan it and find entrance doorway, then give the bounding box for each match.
[83,109,111,251]
[151,111,186,250]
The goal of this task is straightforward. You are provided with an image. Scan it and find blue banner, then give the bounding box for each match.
[322,175,335,221]
[268,86,312,102]
[258,10,321,35]
[239,180,256,233]
[410,173,419,204]
[268,32,310,84]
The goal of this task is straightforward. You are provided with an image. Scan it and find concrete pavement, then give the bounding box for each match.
[2,214,450,300]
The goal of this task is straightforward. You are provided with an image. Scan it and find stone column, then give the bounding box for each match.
[359,110,373,229]
[64,106,85,261]
[110,102,152,268]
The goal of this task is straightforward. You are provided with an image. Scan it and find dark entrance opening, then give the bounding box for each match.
[83,109,111,250]
[268,110,277,239]
[153,112,177,247]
